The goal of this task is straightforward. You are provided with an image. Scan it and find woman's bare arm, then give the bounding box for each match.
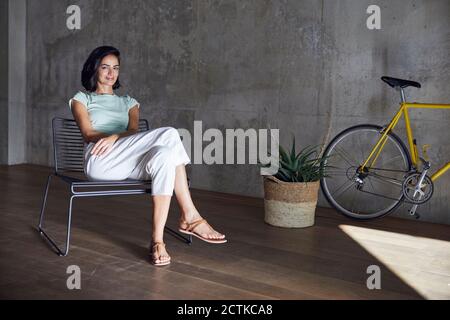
[114,104,140,139]
[70,100,110,143]
[70,100,140,143]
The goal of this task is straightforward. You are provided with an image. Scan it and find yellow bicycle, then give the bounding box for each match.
[321,76,450,219]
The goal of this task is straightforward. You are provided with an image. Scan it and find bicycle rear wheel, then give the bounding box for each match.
[320,124,412,219]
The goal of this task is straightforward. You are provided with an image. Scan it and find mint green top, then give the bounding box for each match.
[69,91,140,135]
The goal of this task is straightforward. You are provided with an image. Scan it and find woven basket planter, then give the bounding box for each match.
[263,175,320,228]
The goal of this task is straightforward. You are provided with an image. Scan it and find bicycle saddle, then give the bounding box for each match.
[381,76,421,89]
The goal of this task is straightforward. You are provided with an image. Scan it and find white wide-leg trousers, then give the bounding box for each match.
[84,127,191,196]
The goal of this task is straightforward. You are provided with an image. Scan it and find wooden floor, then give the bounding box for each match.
[0,164,449,300]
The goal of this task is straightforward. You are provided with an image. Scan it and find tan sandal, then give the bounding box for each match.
[150,242,171,266]
[178,218,227,244]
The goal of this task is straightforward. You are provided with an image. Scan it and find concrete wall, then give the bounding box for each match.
[0,0,9,164]
[25,0,450,223]
[0,0,27,165]
[8,0,27,164]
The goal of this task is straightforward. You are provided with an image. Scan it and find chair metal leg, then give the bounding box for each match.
[38,174,74,256]
[164,226,192,245]
[38,173,54,229]
[39,195,74,257]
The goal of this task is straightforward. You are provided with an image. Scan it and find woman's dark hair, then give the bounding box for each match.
[81,46,121,92]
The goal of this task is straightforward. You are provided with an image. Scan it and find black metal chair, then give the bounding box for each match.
[38,117,192,256]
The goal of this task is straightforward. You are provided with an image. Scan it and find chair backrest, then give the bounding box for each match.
[52,117,149,173]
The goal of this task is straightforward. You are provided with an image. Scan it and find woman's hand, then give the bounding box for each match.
[90,134,119,156]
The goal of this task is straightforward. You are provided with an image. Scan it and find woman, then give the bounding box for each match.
[69,46,226,266]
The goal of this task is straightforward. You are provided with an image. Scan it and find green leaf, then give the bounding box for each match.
[290,136,296,162]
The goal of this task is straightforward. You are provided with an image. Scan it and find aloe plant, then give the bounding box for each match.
[268,137,329,183]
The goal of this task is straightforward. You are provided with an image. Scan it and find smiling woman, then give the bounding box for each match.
[81,46,121,92]
[68,45,227,267]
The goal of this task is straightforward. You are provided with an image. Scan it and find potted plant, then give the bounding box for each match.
[261,138,328,228]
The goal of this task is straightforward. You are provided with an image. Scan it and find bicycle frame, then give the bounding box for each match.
[360,101,450,182]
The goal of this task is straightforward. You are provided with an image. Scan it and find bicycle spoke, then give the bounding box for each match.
[328,172,349,177]
[357,134,366,162]
[333,179,356,199]
[367,172,403,188]
[366,176,377,193]
[350,189,359,213]
[334,146,359,167]
[376,154,404,168]
[327,168,350,177]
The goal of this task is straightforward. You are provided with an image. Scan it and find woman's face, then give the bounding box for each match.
[96,54,120,88]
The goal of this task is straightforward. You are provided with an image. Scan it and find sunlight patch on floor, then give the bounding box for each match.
[339,224,450,300]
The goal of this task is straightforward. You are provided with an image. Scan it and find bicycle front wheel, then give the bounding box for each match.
[320,124,412,219]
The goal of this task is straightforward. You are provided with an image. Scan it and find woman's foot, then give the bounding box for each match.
[150,241,171,266]
[180,211,227,243]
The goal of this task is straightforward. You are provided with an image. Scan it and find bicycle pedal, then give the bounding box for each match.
[408,209,421,219]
